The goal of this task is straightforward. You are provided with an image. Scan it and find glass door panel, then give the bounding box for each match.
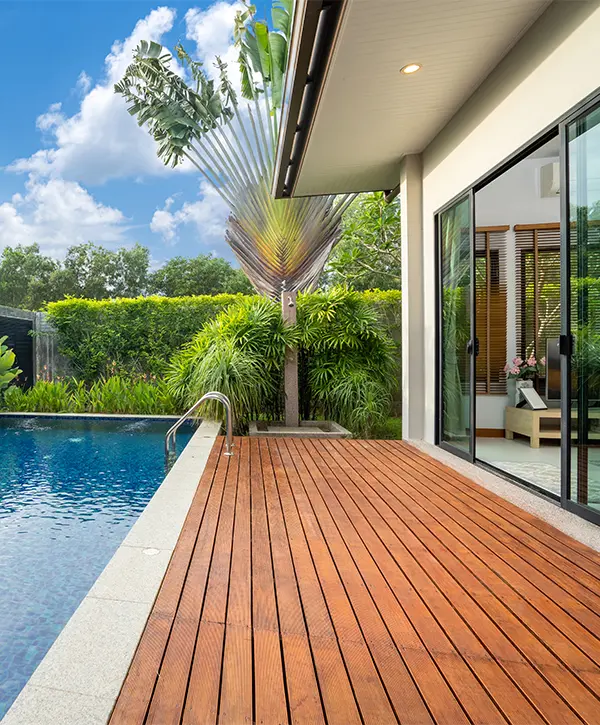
[567,104,600,514]
[439,196,474,456]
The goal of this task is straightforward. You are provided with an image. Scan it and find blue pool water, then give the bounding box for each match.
[0,416,193,718]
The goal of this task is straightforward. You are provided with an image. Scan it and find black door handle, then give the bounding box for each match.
[466,338,480,356]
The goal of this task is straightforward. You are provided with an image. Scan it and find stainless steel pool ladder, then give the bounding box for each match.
[165,392,233,462]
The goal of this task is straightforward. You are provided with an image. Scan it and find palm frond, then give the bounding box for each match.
[114,2,356,298]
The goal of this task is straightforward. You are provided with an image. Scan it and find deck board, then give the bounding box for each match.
[109,438,600,725]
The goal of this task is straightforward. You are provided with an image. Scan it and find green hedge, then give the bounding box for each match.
[46,291,401,383]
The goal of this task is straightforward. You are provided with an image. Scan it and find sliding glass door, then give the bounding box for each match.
[434,90,600,525]
[563,100,600,521]
[438,195,475,459]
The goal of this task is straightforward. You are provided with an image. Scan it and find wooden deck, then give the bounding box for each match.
[109,438,600,725]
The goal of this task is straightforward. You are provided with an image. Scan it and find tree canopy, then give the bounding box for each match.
[0,242,253,310]
[322,193,401,291]
[150,254,253,297]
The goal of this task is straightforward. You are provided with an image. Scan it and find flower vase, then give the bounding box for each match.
[515,379,534,406]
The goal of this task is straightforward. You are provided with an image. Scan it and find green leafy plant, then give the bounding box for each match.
[0,336,22,393]
[11,380,74,413]
[322,192,401,290]
[168,297,297,430]
[0,376,179,415]
[2,385,26,411]
[46,294,252,381]
[297,288,398,436]
[45,291,401,384]
[167,288,399,436]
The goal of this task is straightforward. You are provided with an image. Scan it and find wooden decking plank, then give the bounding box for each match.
[145,442,231,725]
[342,440,597,724]
[109,439,223,725]
[308,438,539,725]
[285,438,474,725]
[220,438,253,724]
[277,439,410,725]
[249,438,288,725]
[182,439,240,725]
[109,613,174,725]
[332,438,592,723]
[265,439,362,725]
[109,437,600,725]
[381,441,600,616]
[258,439,327,725]
[400,442,600,579]
[363,441,600,674]
[370,441,600,660]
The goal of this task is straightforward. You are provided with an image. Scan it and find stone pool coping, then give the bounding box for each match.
[0,412,183,420]
[1,419,221,725]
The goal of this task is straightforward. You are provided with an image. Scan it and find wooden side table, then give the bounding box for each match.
[505,407,560,448]
[505,406,600,447]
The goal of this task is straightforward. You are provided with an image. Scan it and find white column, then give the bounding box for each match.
[400,154,425,441]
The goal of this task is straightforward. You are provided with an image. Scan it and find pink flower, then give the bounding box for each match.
[503,363,510,372]
[510,366,520,375]
[513,357,523,366]
[541,357,546,366]
[527,356,536,367]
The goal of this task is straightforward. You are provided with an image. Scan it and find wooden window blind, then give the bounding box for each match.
[515,223,561,366]
[475,226,508,394]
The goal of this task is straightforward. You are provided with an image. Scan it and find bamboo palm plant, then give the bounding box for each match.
[114,1,355,298]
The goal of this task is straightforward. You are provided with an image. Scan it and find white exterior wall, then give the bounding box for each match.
[419,0,600,443]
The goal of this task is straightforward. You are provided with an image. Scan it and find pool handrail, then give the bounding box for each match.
[165,392,233,461]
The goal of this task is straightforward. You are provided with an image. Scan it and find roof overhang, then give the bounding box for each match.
[273,0,552,198]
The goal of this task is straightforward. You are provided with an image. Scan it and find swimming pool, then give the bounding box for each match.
[0,415,192,719]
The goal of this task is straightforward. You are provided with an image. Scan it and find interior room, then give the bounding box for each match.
[440,110,600,511]
[474,136,562,494]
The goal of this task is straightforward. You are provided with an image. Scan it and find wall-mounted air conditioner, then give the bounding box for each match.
[540,161,560,197]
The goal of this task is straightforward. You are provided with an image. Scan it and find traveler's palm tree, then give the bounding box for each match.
[114,1,354,298]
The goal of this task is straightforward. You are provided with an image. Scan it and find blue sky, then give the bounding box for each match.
[0,0,270,266]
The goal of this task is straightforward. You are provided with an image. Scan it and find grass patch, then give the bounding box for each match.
[371,416,402,440]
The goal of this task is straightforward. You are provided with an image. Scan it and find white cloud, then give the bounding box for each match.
[2,3,249,260]
[0,178,127,256]
[36,103,65,132]
[8,7,177,185]
[151,182,229,246]
[185,1,244,94]
[75,71,92,95]
[185,2,242,63]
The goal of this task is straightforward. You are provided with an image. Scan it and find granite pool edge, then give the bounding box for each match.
[1,419,221,725]
[0,412,183,421]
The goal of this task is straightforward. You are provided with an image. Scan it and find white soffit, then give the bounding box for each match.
[295,0,551,196]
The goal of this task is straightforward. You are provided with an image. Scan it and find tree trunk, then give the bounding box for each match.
[281,290,299,427]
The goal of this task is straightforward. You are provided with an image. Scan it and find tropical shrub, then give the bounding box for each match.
[45,291,401,383]
[297,288,398,436]
[46,294,252,381]
[0,336,22,394]
[6,380,74,413]
[0,376,179,415]
[168,297,297,430]
[168,288,399,436]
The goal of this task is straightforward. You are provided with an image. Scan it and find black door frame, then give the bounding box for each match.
[559,94,600,527]
[434,85,600,526]
[435,189,477,464]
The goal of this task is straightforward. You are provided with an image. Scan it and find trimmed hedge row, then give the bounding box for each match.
[46,291,401,382]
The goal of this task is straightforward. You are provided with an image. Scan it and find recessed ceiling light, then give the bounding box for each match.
[400,63,422,75]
